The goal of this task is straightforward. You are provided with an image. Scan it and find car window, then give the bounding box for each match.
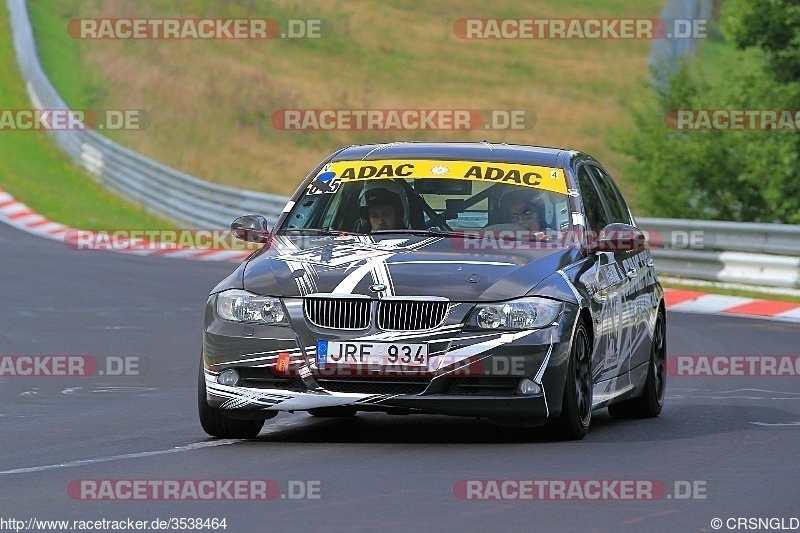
[280,160,572,236]
[589,165,632,225]
[576,165,610,231]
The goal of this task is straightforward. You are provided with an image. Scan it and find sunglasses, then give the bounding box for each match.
[510,207,535,220]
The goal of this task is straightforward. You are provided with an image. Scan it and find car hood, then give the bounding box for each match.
[242,234,582,302]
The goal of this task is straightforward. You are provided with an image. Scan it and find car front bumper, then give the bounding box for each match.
[202,296,578,422]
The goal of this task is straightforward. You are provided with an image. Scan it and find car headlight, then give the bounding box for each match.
[473,297,561,330]
[215,289,287,324]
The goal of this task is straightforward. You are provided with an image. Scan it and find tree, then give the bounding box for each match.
[612,0,800,223]
[722,0,800,83]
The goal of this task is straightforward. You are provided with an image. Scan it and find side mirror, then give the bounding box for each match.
[231,215,272,243]
[596,223,647,252]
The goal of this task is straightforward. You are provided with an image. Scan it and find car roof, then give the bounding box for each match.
[329,141,585,168]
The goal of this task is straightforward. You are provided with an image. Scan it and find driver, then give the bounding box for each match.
[358,181,411,231]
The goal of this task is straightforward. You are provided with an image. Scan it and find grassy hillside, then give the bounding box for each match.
[0,3,172,229]
[28,0,664,200]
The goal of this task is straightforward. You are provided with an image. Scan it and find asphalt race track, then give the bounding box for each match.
[1,220,798,532]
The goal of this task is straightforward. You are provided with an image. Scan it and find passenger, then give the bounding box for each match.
[499,190,548,237]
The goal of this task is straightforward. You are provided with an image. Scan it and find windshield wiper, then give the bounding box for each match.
[370,229,478,238]
[279,228,357,236]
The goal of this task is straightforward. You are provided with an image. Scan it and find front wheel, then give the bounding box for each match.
[551,318,592,440]
[198,362,264,439]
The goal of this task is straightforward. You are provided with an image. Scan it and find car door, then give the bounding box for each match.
[589,164,655,375]
[575,164,626,383]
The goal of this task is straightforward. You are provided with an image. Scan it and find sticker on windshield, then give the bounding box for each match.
[308,159,568,195]
[307,164,342,194]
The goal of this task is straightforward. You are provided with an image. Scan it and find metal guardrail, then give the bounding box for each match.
[6,0,289,228]
[6,0,800,289]
[649,0,712,84]
[643,0,800,289]
[638,219,800,289]
[638,218,800,256]
[647,248,800,289]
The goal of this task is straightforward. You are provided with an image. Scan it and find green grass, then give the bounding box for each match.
[26,1,110,109]
[21,0,664,197]
[686,19,766,84]
[0,3,173,230]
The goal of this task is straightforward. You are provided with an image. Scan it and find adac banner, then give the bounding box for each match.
[314,159,568,195]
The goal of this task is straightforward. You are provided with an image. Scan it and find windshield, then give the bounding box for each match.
[280,159,572,236]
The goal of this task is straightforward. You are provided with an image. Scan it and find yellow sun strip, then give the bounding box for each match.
[314,159,567,194]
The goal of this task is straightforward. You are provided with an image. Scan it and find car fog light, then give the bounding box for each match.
[217,369,240,386]
[517,378,541,395]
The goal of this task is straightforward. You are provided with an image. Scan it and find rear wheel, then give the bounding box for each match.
[198,362,265,439]
[608,309,666,418]
[552,318,592,440]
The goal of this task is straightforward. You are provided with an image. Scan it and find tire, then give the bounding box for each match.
[552,318,592,440]
[608,308,666,419]
[308,407,357,417]
[198,362,264,439]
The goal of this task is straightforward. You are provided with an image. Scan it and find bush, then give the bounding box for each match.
[612,0,800,223]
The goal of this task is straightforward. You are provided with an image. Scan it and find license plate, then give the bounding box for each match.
[316,340,428,367]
